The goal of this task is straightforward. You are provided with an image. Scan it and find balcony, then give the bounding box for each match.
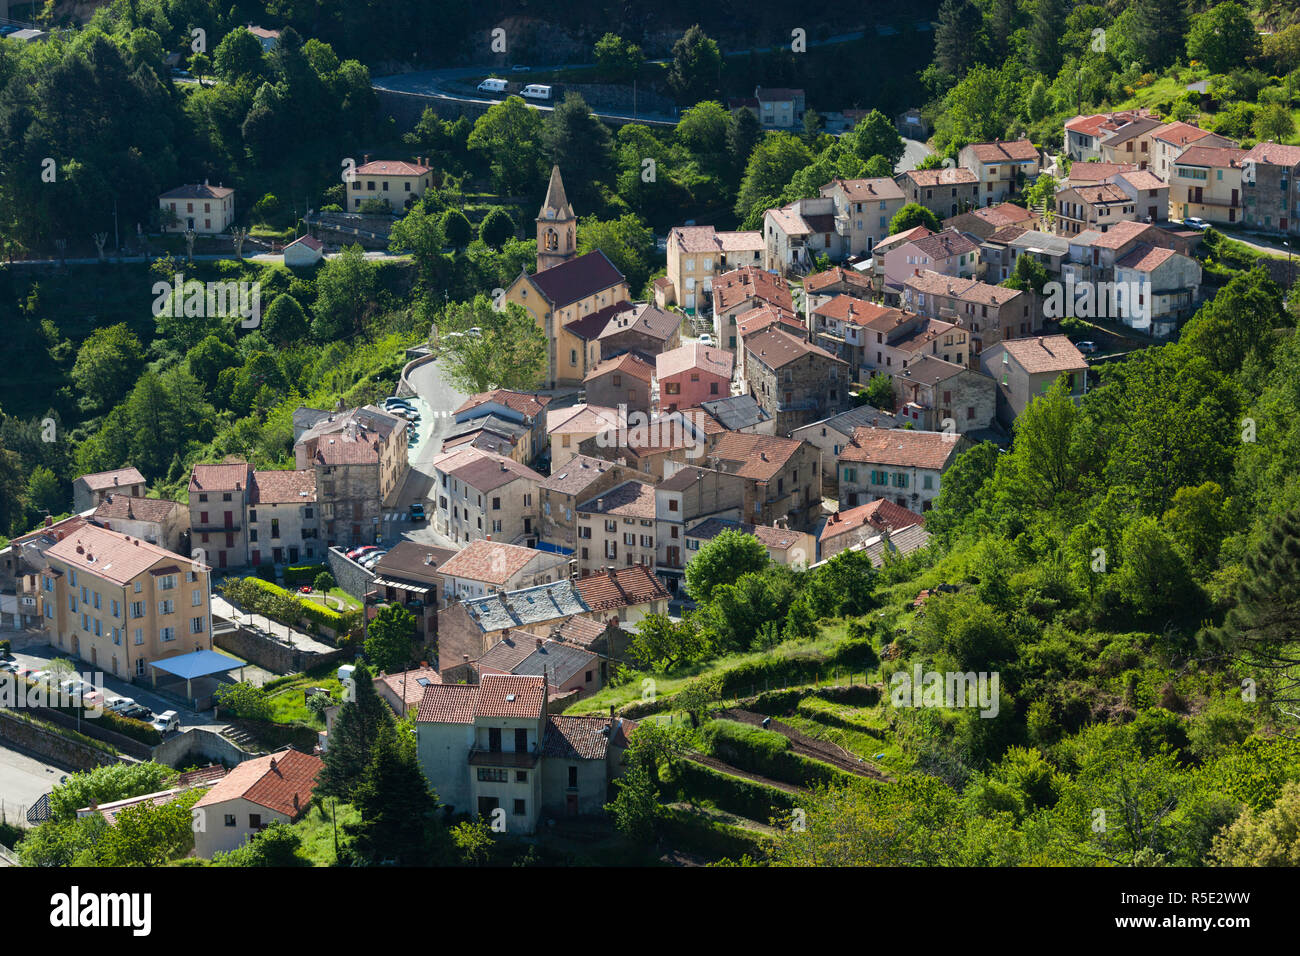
[468,747,539,769]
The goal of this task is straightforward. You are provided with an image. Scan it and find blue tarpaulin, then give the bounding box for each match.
[148,650,243,680]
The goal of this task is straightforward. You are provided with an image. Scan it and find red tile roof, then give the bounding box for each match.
[657,342,734,380]
[1115,242,1177,272]
[577,480,656,519]
[375,667,442,711]
[820,499,924,541]
[1243,142,1300,168]
[803,265,874,295]
[707,432,806,481]
[585,351,655,384]
[543,715,611,760]
[92,494,180,524]
[964,139,1039,163]
[839,426,963,470]
[160,183,234,200]
[79,467,147,491]
[438,540,550,586]
[355,160,430,176]
[745,326,845,370]
[475,674,547,718]
[900,167,978,187]
[1067,162,1138,183]
[46,524,197,587]
[430,447,544,493]
[574,564,669,611]
[193,749,322,819]
[995,335,1088,374]
[249,470,316,504]
[455,389,553,420]
[417,684,478,723]
[712,266,793,314]
[735,304,807,339]
[824,177,905,202]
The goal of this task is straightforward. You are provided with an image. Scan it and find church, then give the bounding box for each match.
[502,166,631,388]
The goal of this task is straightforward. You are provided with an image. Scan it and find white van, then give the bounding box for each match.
[477,77,507,94]
[521,84,552,101]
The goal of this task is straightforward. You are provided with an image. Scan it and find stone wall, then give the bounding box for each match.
[0,711,126,771]
[213,624,347,676]
[151,727,256,769]
[326,547,377,602]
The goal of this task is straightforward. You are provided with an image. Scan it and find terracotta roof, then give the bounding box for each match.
[177,765,229,788]
[455,389,552,420]
[875,226,933,252]
[543,715,611,760]
[430,447,544,493]
[546,404,625,436]
[160,183,234,200]
[1243,142,1300,168]
[585,351,655,384]
[311,431,386,465]
[529,250,625,307]
[551,615,609,648]
[1152,121,1211,148]
[839,426,962,470]
[656,342,734,380]
[1084,219,1155,250]
[574,564,669,610]
[597,302,681,344]
[896,354,970,386]
[984,224,1030,244]
[1174,145,1246,169]
[1115,242,1177,272]
[707,432,805,481]
[899,167,979,187]
[285,235,323,251]
[578,480,656,519]
[193,749,322,819]
[756,86,804,101]
[803,265,874,295]
[904,270,1022,307]
[46,523,197,587]
[973,203,1034,226]
[825,177,905,202]
[814,296,895,327]
[1112,169,1167,191]
[438,540,548,586]
[712,267,793,314]
[670,225,764,254]
[249,470,316,504]
[416,684,477,723]
[820,499,924,541]
[538,455,624,495]
[907,229,980,259]
[996,335,1088,374]
[1065,183,1131,205]
[79,467,147,491]
[735,304,806,339]
[375,667,442,711]
[92,495,179,524]
[372,541,457,582]
[246,26,280,39]
[964,139,1038,163]
[746,326,845,370]
[1064,113,1111,136]
[355,160,430,176]
[1067,162,1138,183]
[475,674,547,718]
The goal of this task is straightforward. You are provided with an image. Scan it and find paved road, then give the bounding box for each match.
[0,744,72,825]
[896,138,934,174]
[5,249,404,268]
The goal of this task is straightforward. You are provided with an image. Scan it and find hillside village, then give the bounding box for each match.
[2,0,1300,877]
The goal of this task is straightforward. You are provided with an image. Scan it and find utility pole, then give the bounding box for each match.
[113,199,119,253]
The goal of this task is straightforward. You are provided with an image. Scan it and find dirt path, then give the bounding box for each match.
[682,752,803,794]
[718,708,894,783]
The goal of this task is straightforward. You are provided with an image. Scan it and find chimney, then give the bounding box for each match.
[269,757,278,772]
[293,793,300,812]
[44,515,52,528]
[536,637,544,650]
[462,654,470,662]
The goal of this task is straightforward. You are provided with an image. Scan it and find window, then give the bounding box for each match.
[477,768,508,782]
[191,617,205,634]
[492,497,501,510]
[249,814,262,829]
[568,766,579,788]
[515,771,528,783]
[224,814,236,827]
[192,589,202,607]
[133,581,142,594]
[513,799,527,816]
[159,574,176,591]
[515,728,528,752]
[160,627,176,642]
[158,599,175,615]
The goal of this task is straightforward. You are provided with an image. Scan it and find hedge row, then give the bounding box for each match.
[698,719,855,790]
[4,675,161,746]
[794,696,887,738]
[673,758,796,822]
[658,807,773,861]
[283,564,328,588]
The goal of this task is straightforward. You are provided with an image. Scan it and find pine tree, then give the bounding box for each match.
[1129,0,1190,71]
[934,0,982,78]
[1027,0,1066,75]
[346,721,437,865]
[1202,511,1300,719]
[316,662,393,801]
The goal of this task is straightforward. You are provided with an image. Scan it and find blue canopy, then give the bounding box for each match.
[149,650,243,680]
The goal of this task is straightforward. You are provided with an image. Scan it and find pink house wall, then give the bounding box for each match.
[659,370,730,411]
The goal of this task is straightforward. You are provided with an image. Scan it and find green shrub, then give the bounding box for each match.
[698,719,856,789]
[0,638,11,658]
[673,758,796,821]
[255,563,277,582]
[283,564,328,588]
[658,806,773,860]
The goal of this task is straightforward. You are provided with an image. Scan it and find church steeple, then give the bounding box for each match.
[536,165,576,273]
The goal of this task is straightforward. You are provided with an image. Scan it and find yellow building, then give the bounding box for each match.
[349,159,433,214]
[39,524,213,681]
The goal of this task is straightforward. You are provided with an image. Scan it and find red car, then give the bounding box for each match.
[299,585,313,594]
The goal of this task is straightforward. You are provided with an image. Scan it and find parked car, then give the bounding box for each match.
[511,64,531,72]
[384,397,414,410]
[1076,340,1098,354]
[360,550,388,569]
[150,710,180,735]
[0,660,18,674]
[1182,217,1210,231]
[299,585,314,594]
[346,545,378,560]
[477,77,508,93]
[409,502,426,521]
[698,333,714,346]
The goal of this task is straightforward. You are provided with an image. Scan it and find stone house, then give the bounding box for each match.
[978,335,1089,427]
[91,495,188,555]
[818,498,924,561]
[711,267,794,353]
[790,406,899,498]
[892,356,997,433]
[429,447,544,547]
[902,270,1035,359]
[1241,141,1300,235]
[584,352,655,417]
[369,543,457,650]
[836,426,969,511]
[538,456,631,556]
[702,432,822,531]
[684,517,816,570]
[453,390,553,466]
[575,480,657,575]
[596,302,682,362]
[73,467,147,513]
[744,327,850,434]
[959,139,1040,204]
[437,540,570,602]
[894,168,981,219]
[653,465,748,590]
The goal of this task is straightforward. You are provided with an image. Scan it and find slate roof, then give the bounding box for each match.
[461,579,588,633]
[543,715,611,760]
[455,389,552,420]
[597,302,681,344]
[513,641,596,685]
[538,455,623,495]
[79,467,147,491]
[92,495,180,524]
[698,394,771,431]
[684,517,807,552]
